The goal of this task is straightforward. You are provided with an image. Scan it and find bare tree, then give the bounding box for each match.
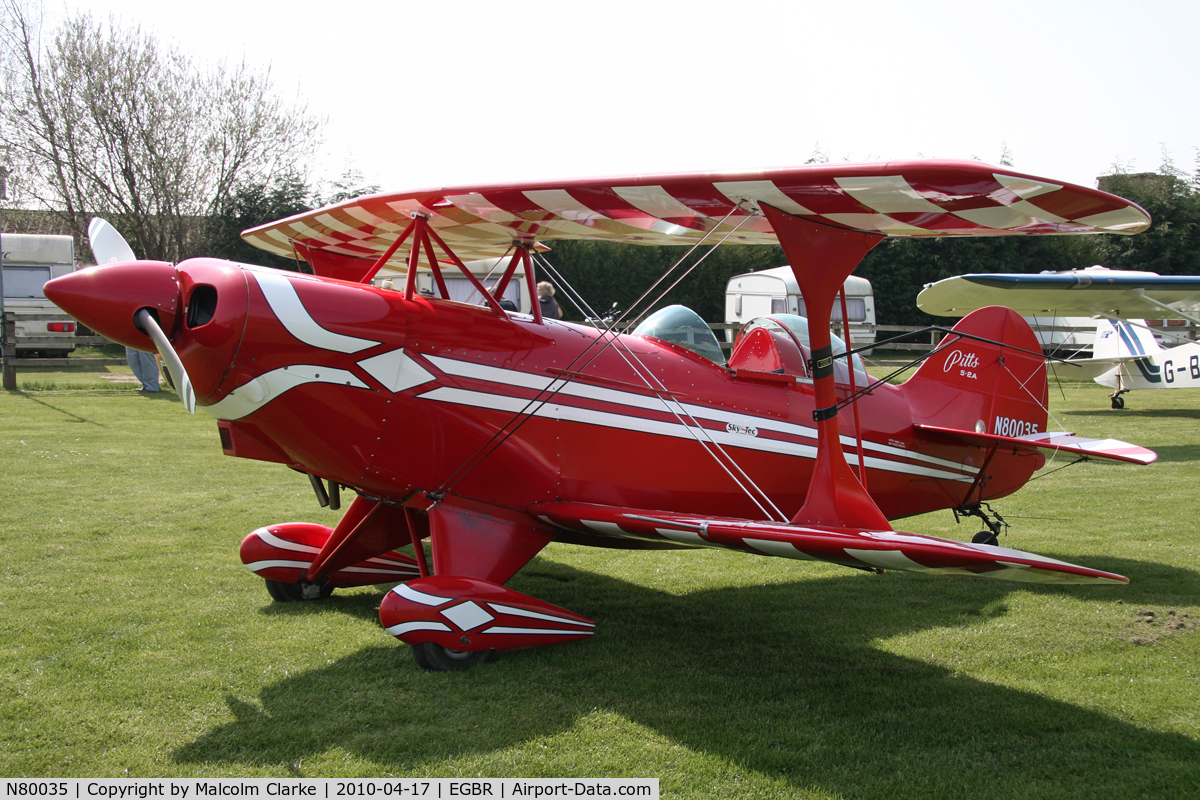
[0,0,322,261]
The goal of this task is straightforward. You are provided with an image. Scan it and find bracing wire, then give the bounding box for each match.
[432,205,759,500]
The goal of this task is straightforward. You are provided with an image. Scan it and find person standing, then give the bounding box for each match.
[125,347,159,392]
[537,281,562,320]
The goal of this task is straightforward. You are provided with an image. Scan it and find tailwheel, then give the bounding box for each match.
[265,578,334,602]
[411,642,493,672]
[971,530,1000,546]
[954,501,1008,546]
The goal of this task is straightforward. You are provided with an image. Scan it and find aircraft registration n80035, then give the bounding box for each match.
[46,160,1155,670]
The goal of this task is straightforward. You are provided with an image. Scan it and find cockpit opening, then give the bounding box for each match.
[632,305,726,365]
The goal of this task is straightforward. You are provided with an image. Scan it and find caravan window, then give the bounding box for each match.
[770,296,786,314]
[3,267,51,299]
[796,297,866,322]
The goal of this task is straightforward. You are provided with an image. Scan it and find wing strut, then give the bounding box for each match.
[760,205,889,531]
[838,287,867,489]
[361,213,519,317]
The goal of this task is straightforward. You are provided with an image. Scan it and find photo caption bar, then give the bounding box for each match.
[2,780,658,800]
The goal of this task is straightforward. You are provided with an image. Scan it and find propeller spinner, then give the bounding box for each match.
[44,218,197,413]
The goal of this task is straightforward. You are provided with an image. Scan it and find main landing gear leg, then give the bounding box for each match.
[954,502,1009,547]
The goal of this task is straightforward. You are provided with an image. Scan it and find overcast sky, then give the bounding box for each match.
[54,0,1200,194]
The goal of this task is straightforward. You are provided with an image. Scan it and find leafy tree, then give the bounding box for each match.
[1091,166,1200,276]
[202,167,380,270]
[205,172,314,269]
[0,0,322,262]
[857,234,1096,327]
[317,168,380,208]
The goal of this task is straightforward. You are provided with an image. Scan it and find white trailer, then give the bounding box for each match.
[2,233,78,356]
[725,265,876,351]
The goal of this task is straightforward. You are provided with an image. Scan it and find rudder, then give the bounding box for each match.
[902,306,1048,438]
[1093,318,1162,360]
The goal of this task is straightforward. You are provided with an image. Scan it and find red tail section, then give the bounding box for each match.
[902,307,1048,438]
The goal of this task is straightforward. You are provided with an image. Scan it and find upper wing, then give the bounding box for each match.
[241,161,1150,276]
[918,271,1200,318]
[531,501,1127,585]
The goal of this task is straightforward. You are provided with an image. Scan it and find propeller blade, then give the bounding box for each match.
[135,308,196,414]
[87,217,136,264]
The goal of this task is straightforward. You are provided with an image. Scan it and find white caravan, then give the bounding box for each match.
[725,266,875,352]
[2,233,78,356]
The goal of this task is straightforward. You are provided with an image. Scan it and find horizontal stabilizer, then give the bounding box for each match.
[914,424,1157,465]
[1055,356,1126,381]
[532,502,1128,585]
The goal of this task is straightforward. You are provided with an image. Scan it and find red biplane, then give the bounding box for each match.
[47,161,1156,670]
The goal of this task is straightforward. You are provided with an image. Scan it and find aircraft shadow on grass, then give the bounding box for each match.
[174,556,1200,796]
[14,392,107,426]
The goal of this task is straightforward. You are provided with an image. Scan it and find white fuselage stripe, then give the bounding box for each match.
[417,386,974,483]
[425,354,976,478]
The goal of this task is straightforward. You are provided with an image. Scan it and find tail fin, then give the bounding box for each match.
[1093,319,1162,360]
[902,307,1048,437]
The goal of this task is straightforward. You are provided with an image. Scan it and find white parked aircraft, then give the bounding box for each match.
[918,266,1200,408]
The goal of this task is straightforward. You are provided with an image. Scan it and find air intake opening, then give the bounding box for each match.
[187,285,218,328]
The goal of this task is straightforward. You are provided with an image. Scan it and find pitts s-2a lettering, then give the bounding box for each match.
[47,161,1156,670]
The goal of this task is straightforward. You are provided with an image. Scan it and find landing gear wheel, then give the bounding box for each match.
[264,579,334,602]
[955,502,1008,546]
[411,642,493,672]
[971,530,1000,546]
[1111,395,1125,410]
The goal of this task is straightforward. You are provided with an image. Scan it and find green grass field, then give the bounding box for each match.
[1,364,1197,797]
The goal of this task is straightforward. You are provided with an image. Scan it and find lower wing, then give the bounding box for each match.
[531,502,1127,585]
